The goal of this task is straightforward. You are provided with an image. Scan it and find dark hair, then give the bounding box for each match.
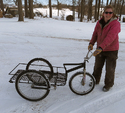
[103,5,118,18]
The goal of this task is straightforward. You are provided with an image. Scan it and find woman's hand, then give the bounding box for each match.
[93,48,102,56]
[88,44,93,50]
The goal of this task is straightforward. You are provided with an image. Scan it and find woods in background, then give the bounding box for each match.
[0,0,125,22]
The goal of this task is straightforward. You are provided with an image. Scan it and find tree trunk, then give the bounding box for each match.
[97,0,101,20]
[87,0,93,21]
[29,0,34,19]
[116,0,120,14]
[78,0,81,19]
[109,0,112,5]
[80,0,83,22]
[18,0,24,21]
[0,0,4,15]
[13,0,18,6]
[80,0,85,22]
[49,0,52,18]
[25,0,28,18]
[83,0,85,17]
[102,0,103,7]
[72,0,76,21]
[94,0,98,22]
[57,0,59,16]
[106,0,109,5]
[119,0,124,21]
[114,0,117,13]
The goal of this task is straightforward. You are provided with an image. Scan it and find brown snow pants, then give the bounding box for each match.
[93,50,118,87]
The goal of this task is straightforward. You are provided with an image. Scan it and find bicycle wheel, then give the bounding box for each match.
[26,58,53,80]
[69,71,95,95]
[15,70,50,101]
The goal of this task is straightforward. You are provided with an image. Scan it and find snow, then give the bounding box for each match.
[0,9,125,113]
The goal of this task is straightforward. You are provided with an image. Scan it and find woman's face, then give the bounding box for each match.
[103,8,113,22]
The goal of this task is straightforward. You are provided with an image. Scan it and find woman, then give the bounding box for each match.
[88,5,121,92]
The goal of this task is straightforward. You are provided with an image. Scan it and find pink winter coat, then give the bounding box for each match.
[90,18,121,51]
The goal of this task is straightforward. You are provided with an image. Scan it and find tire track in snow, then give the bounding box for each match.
[69,87,125,113]
[43,86,125,113]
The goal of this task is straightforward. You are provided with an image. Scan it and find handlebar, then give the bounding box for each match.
[63,50,94,67]
[84,50,93,61]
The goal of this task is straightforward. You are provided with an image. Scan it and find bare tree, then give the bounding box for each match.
[116,0,120,14]
[24,0,28,18]
[78,0,81,18]
[106,0,109,5]
[94,0,101,21]
[112,0,117,13]
[119,0,125,21]
[13,0,18,6]
[0,0,4,15]
[101,0,104,7]
[57,0,59,16]
[72,0,76,21]
[97,0,101,19]
[80,0,85,22]
[80,0,83,22]
[49,0,52,18]
[29,0,34,19]
[94,0,98,22]
[18,0,24,21]
[109,0,113,4]
[87,0,93,21]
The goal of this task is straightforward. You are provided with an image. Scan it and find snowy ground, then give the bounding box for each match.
[0,12,125,113]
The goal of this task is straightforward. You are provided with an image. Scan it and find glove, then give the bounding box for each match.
[93,48,102,56]
[88,44,93,50]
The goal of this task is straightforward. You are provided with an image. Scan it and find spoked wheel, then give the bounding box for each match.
[15,70,50,101]
[26,58,53,80]
[69,71,95,95]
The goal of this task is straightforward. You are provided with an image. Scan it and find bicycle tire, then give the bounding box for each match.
[69,71,95,95]
[15,70,50,101]
[26,58,53,80]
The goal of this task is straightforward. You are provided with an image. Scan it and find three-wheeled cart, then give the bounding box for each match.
[9,50,95,101]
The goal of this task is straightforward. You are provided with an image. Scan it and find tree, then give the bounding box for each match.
[101,0,104,7]
[109,0,113,4]
[94,0,98,22]
[72,0,76,21]
[0,0,4,15]
[87,0,93,21]
[94,0,101,21]
[29,0,34,19]
[119,0,125,21]
[57,0,59,16]
[80,0,85,22]
[78,0,81,18]
[113,0,117,13]
[24,0,28,18]
[49,0,52,18]
[18,0,24,21]
[106,0,109,5]
[97,0,101,20]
